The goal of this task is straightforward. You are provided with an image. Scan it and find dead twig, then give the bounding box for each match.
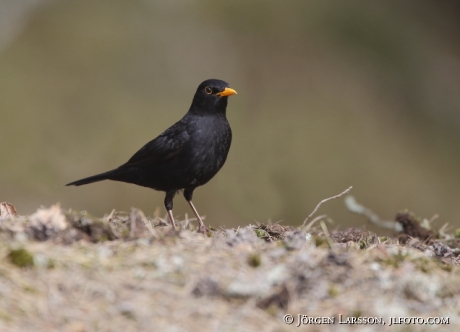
[129,209,137,238]
[301,186,353,228]
[0,202,18,220]
[303,214,327,231]
[344,196,402,231]
[136,209,159,239]
[438,223,451,240]
[320,220,336,251]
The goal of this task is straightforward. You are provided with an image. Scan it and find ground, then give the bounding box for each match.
[0,202,459,331]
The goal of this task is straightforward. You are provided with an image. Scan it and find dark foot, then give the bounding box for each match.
[166,209,177,230]
[197,224,212,234]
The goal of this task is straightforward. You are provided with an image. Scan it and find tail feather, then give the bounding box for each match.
[66,170,115,186]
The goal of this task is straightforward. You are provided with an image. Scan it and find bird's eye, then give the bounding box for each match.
[204,86,212,94]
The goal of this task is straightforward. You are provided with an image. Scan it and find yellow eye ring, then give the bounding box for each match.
[204,86,212,94]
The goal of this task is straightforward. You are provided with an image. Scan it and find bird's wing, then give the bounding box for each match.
[122,121,189,167]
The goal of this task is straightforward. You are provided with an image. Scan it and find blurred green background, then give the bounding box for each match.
[1,0,460,229]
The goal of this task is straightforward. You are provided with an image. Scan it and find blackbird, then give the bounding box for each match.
[66,79,237,232]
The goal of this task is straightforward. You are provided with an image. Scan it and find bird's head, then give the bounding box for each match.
[190,79,237,115]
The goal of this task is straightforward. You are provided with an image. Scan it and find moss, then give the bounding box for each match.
[119,308,136,320]
[439,263,453,273]
[414,257,432,274]
[247,254,261,268]
[141,261,157,269]
[121,228,130,238]
[96,235,109,242]
[254,228,268,238]
[350,310,363,318]
[0,310,12,322]
[47,258,56,269]
[265,304,278,317]
[328,284,339,297]
[454,229,460,239]
[7,248,34,268]
[23,285,39,293]
[314,236,328,248]
[379,251,409,268]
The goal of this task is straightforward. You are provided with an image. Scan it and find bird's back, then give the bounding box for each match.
[110,112,231,191]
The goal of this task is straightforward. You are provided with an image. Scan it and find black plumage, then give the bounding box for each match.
[66,79,237,232]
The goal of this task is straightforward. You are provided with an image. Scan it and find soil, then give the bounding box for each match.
[0,203,459,331]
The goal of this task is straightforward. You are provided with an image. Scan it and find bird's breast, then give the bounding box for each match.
[185,116,232,183]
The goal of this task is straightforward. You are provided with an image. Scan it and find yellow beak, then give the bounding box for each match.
[217,87,237,97]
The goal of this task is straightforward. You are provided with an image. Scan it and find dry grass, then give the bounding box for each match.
[0,204,459,331]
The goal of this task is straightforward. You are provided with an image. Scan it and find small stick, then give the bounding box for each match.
[129,209,137,238]
[303,214,327,231]
[301,186,353,228]
[320,220,336,251]
[344,196,402,231]
[136,209,159,238]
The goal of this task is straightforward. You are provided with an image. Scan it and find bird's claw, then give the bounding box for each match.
[197,224,211,234]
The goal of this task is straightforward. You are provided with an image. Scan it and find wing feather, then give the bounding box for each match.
[123,121,189,167]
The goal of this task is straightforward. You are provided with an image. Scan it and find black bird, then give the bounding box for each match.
[67,79,237,232]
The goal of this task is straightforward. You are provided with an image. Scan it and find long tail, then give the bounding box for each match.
[66,170,115,186]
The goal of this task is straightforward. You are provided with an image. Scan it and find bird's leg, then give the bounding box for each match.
[184,189,209,233]
[188,200,208,233]
[164,191,177,230]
